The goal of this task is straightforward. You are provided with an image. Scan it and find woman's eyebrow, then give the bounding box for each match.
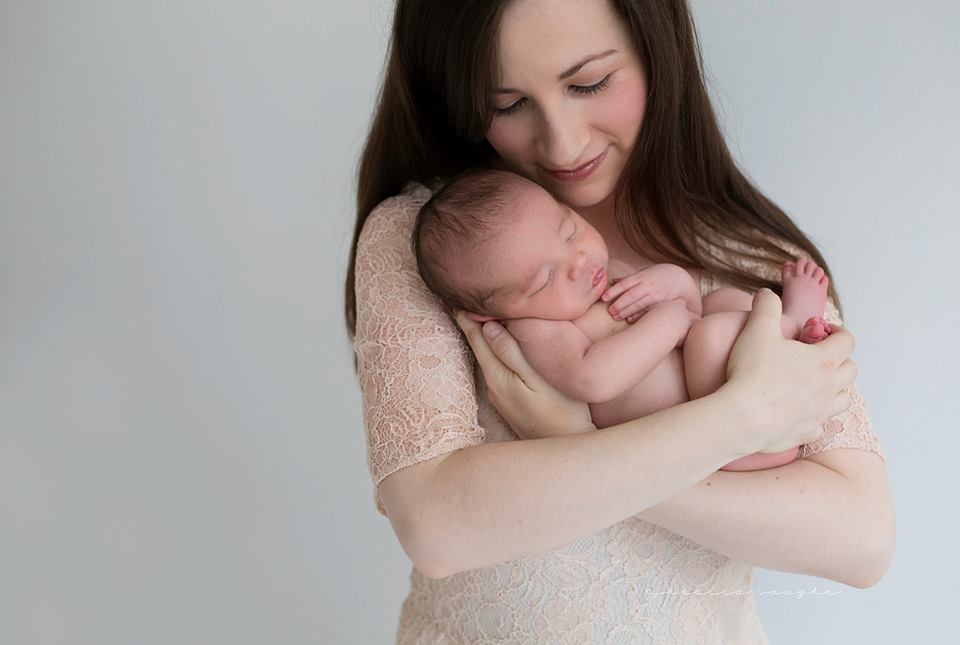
[558,49,618,81]
[495,49,618,94]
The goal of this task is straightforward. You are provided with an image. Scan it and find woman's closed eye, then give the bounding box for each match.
[570,73,613,96]
[494,74,615,117]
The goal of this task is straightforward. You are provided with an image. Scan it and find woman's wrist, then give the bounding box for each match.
[535,406,596,439]
[708,382,767,457]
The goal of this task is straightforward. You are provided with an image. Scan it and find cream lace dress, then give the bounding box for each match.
[353,183,886,644]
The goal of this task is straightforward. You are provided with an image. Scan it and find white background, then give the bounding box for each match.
[1,1,957,643]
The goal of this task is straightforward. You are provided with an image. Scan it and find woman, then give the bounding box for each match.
[345,0,894,642]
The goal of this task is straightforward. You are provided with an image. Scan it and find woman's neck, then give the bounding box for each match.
[575,193,617,232]
[577,193,686,269]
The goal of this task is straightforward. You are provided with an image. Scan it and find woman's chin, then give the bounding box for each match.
[552,180,616,211]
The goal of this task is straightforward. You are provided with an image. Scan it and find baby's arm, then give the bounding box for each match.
[602,263,703,321]
[511,299,697,406]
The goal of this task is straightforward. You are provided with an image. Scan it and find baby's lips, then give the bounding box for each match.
[590,265,607,289]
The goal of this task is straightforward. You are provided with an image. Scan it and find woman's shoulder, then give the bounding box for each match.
[358,181,441,247]
[362,182,432,230]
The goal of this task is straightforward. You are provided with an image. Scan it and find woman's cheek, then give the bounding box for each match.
[486,120,528,167]
[598,73,647,144]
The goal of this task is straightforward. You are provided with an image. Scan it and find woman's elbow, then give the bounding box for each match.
[841,505,895,588]
[379,469,455,579]
[852,515,896,588]
[385,503,452,579]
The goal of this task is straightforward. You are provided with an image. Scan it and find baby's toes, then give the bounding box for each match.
[813,266,824,280]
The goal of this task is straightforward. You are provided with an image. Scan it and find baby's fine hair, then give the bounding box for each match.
[412,169,524,319]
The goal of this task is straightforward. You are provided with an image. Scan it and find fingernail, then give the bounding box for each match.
[483,321,503,340]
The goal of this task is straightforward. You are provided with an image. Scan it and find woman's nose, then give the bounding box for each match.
[537,106,587,168]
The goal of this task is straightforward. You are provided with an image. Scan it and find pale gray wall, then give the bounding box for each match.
[0,1,955,643]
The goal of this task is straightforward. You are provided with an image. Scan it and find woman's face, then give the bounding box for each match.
[486,0,648,211]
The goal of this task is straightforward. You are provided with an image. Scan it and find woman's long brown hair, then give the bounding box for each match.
[344,0,841,342]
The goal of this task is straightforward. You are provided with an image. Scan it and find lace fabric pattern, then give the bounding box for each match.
[353,183,884,643]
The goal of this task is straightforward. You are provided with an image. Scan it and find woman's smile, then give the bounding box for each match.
[544,146,609,183]
[485,0,648,211]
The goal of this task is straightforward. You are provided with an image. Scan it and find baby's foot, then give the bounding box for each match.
[798,315,833,344]
[781,259,829,335]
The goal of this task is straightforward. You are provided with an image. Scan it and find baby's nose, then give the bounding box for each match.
[568,252,588,280]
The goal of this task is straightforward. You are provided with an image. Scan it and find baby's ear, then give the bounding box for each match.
[464,311,499,323]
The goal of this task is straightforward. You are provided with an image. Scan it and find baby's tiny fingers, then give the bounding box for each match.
[615,299,652,320]
[602,273,642,301]
[611,291,653,318]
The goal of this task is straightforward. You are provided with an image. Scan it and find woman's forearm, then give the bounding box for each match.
[638,453,893,588]
[419,391,750,578]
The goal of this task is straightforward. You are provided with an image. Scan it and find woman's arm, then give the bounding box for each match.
[639,444,894,588]
[638,272,895,587]
[382,291,856,578]
[382,384,755,578]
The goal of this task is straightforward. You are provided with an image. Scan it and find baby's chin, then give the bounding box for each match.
[502,299,603,322]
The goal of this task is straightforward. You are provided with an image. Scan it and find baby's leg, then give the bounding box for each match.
[684,312,803,470]
[701,287,754,315]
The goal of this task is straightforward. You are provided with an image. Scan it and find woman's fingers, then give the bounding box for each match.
[748,288,784,321]
[452,310,593,438]
[454,312,510,380]
[728,289,783,354]
[812,324,855,362]
[453,311,540,390]
[828,389,854,418]
[835,359,858,391]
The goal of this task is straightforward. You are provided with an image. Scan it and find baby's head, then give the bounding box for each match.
[413,169,609,322]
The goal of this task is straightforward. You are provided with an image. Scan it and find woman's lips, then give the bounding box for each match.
[547,147,608,183]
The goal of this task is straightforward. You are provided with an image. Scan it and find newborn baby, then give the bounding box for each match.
[413,169,832,470]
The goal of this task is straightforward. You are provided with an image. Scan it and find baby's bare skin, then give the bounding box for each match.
[506,261,690,429]
[506,258,832,471]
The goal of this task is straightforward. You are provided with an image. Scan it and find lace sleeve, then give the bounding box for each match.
[353,186,485,516]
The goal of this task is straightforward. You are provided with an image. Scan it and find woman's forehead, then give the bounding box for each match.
[496,0,629,81]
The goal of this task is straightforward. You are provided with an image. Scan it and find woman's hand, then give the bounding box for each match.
[452,311,595,440]
[722,289,858,454]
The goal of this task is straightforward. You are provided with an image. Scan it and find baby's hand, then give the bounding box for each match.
[602,264,691,323]
[649,299,701,347]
